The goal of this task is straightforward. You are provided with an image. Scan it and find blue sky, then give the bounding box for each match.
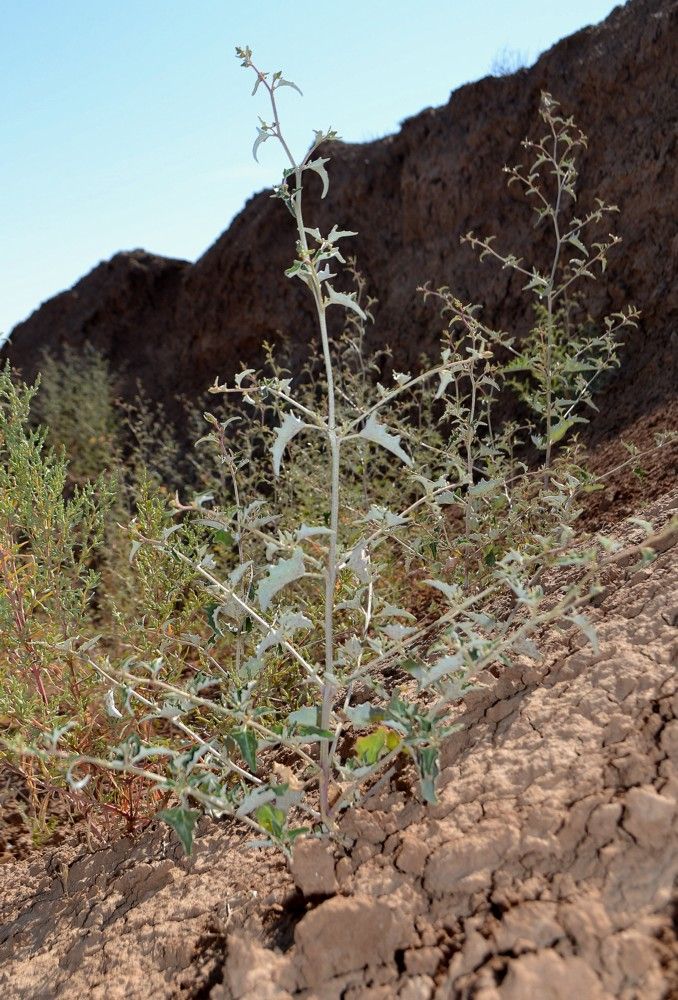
[1,0,621,339]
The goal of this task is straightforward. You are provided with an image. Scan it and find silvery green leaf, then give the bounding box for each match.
[468,478,502,498]
[362,505,407,528]
[296,524,333,541]
[272,785,303,815]
[272,412,307,477]
[465,611,496,628]
[237,785,276,817]
[316,265,335,282]
[358,413,412,466]
[304,226,322,241]
[336,635,363,665]
[412,473,436,492]
[144,702,183,721]
[243,656,264,678]
[243,499,266,520]
[345,703,385,728]
[435,369,456,400]
[253,127,270,162]
[195,517,230,530]
[523,271,548,292]
[306,156,331,197]
[47,721,76,750]
[257,549,306,611]
[288,706,320,728]
[420,653,464,686]
[393,371,411,386]
[325,284,367,319]
[235,369,256,387]
[567,232,589,256]
[158,807,200,855]
[256,612,312,657]
[415,747,440,804]
[79,635,101,653]
[380,624,417,642]
[131,746,177,764]
[424,579,462,603]
[376,604,416,622]
[104,689,123,719]
[229,561,253,587]
[327,225,358,242]
[345,541,371,583]
[275,77,303,96]
[66,764,90,792]
[162,524,184,541]
[568,613,599,653]
[265,540,282,561]
[54,637,76,651]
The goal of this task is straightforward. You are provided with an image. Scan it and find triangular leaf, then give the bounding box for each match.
[548,417,579,445]
[256,549,306,611]
[275,77,303,96]
[158,807,201,855]
[272,412,307,477]
[325,283,367,319]
[305,156,331,198]
[231,728,258,772]
[358,413,412,466]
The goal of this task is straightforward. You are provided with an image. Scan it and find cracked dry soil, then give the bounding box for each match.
[1,495,677,999]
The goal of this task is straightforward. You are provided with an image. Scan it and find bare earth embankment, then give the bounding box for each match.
[1,485,676,999]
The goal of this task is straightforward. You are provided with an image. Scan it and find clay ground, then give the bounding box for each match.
[1,477,676,998]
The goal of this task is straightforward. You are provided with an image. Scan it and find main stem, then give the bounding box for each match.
[267,74,339,824]
[544,128,565,476]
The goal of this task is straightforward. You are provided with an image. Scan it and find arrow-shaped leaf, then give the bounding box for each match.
[231,728,258,772]
[272,412,307,476]
[325,283,367,319]
[358,413,412,466]
[305,156,331,198]
[257,549,306,611]
[158,807,201,855]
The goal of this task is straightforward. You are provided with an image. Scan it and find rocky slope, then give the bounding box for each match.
[1,493,676,999]
[5,0,677,455]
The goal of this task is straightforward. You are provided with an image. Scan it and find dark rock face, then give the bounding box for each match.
[6,0,677,445]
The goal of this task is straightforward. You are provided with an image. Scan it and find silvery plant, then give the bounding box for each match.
[43,51,637,854]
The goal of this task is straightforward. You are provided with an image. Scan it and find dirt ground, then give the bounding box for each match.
[1,465,676,998]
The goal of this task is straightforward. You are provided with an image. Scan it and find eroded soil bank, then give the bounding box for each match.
[1,492,676,999]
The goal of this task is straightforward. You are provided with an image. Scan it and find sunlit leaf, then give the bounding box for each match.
[256,549,306,611]
[231,728,258,772]
[158,807,201,855]
[305,156,331,198]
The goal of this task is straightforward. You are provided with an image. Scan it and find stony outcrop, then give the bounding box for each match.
[5,0,677,453]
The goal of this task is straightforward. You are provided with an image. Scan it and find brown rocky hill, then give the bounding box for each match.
[4,0,677,457]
